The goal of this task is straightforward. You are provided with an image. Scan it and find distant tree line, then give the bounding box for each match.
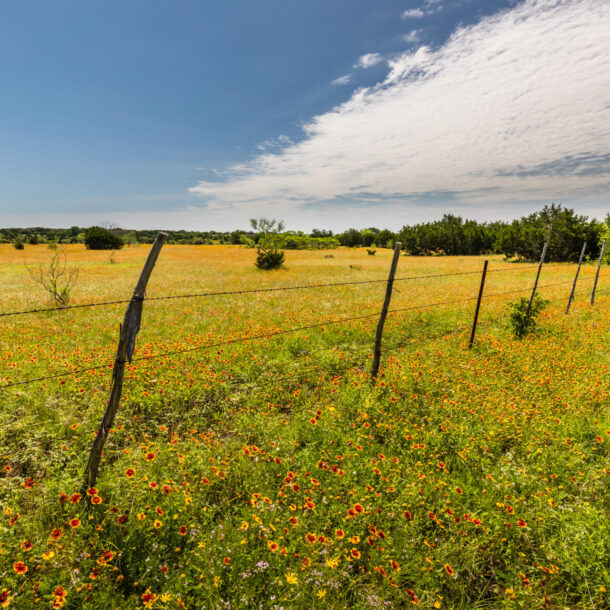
[1,205,607,262]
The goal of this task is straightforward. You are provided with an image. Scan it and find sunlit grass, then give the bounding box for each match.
[0,244,608,609]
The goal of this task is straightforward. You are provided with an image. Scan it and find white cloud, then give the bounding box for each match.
[403,30,420,43]
[403,1,443,19]
[332,74,352,85]
[256,134,294,151]
[190,0,610,226]
[354,53,383,69]
[402,8,425,18]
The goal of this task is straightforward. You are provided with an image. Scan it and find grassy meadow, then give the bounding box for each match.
[0,243,608,609]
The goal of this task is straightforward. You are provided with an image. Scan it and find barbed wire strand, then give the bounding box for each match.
[0,262,587,318]
[1,277,598,391]
[2,286,606,464]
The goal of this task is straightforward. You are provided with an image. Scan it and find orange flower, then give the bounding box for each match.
[91,495,102,505]
[141,589,157,608]
[70,518,81,528]
[517,518,527,528]
[52,586,67,609]
[51,528,63,540]
[153,520,163,529]
[223,557,230,564]
[178,526,187,536]
[0,589,11,607]
[350,548,361,559]
[444,564,455,576]
[13,561,27,575]
[21,540,33,551]
[335,529,344,539]
[306,532,317,544]
[267,540,279,552]
[125,468,135,478]
[145,452,156,462]
[353,503,364,514]
[69,493,81,504]
[86,487,97,497]
[98,550,114,565]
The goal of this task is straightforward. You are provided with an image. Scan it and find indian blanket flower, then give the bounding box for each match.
[13,561,28,575]
[141,589,157,608]
[50,528,63,540]
[52,586,67,609]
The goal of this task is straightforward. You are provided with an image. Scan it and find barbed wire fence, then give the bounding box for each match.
[0,234,607,494]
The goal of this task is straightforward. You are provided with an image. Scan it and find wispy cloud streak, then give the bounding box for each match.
[190,0,610,219]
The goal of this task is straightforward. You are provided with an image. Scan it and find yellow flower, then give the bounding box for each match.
[42,551,55,561]
[240,521,249,531]
[153,520,163,529]
[137,513,147,521]
[285,572,298,585]
[160,593,172,602]
[316,589,327,598]
[213,575,221,588]
[325,556,340,569]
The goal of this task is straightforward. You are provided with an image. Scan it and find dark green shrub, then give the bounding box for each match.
[255,249,285,270]
[508,295,548,339]
[84,226,124,250]
[251,218,286,270]
[13,238,24,250]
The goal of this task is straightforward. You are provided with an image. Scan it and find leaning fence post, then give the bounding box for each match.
[526,242,547,318]
[565,242,587,314]
[468,260,488,349]
[83,232,167,493]
[370,241,402,380]
[591,240,606,305]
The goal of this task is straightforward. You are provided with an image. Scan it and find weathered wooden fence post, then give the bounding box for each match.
[468,260,488,349]
[370,241,402,380]
[591,240,606,305]
[83,232,167,492]
[565,242,587,314]
[526,242,547,318]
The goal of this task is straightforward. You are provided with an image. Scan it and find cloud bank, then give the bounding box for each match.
[190,0,610,226]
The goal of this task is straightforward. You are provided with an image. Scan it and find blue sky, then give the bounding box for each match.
[1,0,608,231]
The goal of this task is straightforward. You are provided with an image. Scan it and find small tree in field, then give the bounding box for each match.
[250,218,285,270]
[84,226,124,250]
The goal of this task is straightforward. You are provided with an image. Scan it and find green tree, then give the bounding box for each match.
[84,226,124,250]
[250,218,285,270]
[496,204,602,262]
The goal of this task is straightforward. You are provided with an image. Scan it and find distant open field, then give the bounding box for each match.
[1,244,608,609]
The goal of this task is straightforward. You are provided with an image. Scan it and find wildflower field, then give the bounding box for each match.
[0,244,608,609]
